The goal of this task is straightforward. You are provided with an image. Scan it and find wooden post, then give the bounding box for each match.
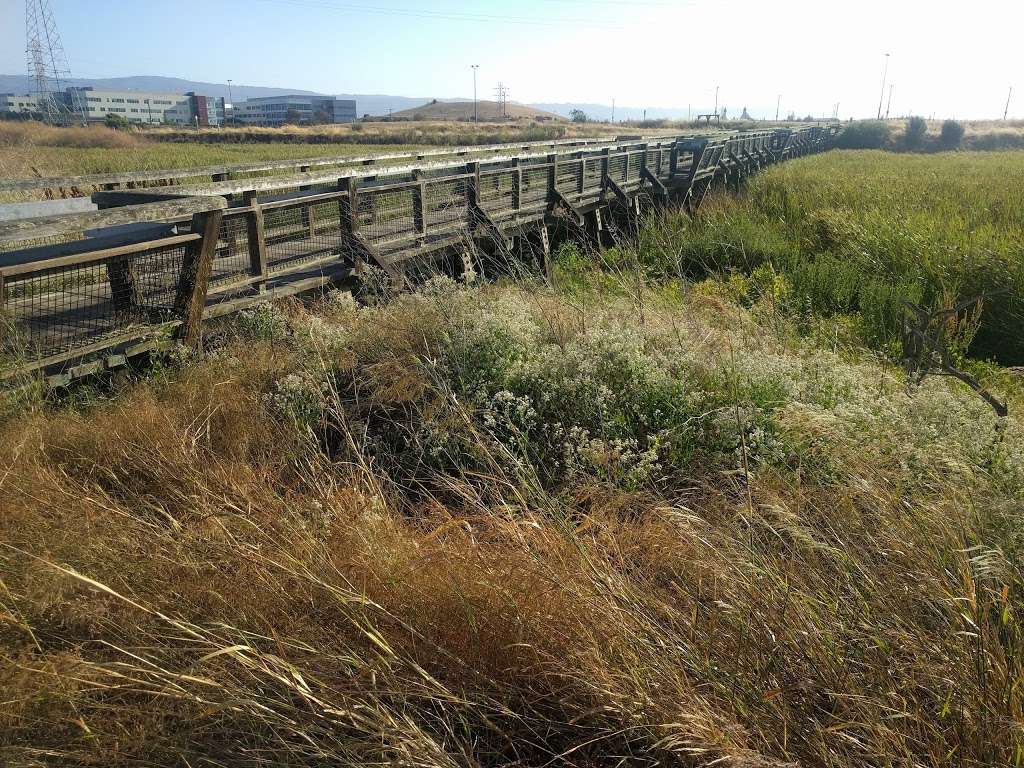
[466,161,481,229]
[511,158,522,212]
[298,165,315,239]
[106,256,144,319]
[174,208,223,346]
[244,191,268,293]
[576,151,585,197]
[340,177,364,274]
[412,171,427,239]
[547,153,558,201]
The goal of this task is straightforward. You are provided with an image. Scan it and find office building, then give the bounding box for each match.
[234,95,357,126]
[0,87,225,126]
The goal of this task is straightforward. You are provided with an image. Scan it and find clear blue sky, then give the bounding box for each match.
[1,0,1020,119]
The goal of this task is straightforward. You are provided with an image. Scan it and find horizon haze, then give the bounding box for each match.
[0,0,1020,120]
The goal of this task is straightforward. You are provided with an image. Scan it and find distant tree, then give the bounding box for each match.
[104,113,129,130]
[905,116,928,149]
[569,109,589,123]
[835,120,891,149]
[312,109,332,124]
[940,119,965,149]
[285,107,303,124]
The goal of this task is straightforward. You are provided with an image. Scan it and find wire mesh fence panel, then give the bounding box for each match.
[648,149,663,177]
[264,199,343,274]
[210,213,252,287]
[608,155,628,184]
[478,170,514,216]
[626,152,643,185]
[1,244,186,366]
[359,187,416,245]
[521,166,549,208]
[425,178,468,231]
[583,158,603,192]
[557,160,582,194]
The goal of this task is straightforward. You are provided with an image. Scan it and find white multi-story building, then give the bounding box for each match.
[0,87,225,126]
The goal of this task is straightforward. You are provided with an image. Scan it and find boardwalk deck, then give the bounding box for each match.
[0,125,839,385]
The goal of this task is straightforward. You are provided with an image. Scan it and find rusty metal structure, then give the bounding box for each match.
[0,125,838,386]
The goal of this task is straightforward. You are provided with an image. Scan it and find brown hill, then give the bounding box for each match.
[392,99,564,122]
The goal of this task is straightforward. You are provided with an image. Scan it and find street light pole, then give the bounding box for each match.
[775,94,780,121]
[471,65,479,122]
[715,85,719,117]
[876,53,890,120]
[226,78,234,125]
[1005,86,1014,120]
[611,97,615,123]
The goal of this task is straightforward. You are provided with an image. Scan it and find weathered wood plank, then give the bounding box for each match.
[0,196,227,246]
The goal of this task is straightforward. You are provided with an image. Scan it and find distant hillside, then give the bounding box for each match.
[392,99,563,121]
[0,75,322,101]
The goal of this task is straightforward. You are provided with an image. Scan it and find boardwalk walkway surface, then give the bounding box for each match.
[0,125,838,386]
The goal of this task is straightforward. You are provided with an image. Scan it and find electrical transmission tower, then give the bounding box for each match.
[493,82,509,120]
[25,0,86,124]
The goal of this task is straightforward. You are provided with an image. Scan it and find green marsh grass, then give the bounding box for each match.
[636,150,1024,363]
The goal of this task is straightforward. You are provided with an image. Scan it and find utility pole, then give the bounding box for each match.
[877,52,890,120]
[885,84,893,119]
[1005,86,1014,120]
[471,64,478,122]
[226,78,233,124]
[714,85,719,117]
[611,97,615,123]
[643,108,646,122]
[775,94,781,121]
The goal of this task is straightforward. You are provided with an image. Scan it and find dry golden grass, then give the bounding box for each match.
[1,280,1021,766]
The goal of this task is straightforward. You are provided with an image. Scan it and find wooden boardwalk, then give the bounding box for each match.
[0,125,839,385]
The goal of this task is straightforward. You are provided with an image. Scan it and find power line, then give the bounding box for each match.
[254,0,620,28]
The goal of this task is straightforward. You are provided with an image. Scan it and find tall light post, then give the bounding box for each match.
[471,65,479,122]
[876,53,890,120]
[886,84,893,119]
[611,97,615,123]
[226,78,234,124]
[714,85,719,117]
[1005,86,1014,120]
[775,94,781,121]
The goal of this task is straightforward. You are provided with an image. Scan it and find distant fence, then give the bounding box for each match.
[0,125,838,385]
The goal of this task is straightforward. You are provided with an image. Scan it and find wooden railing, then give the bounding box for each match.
[0,136,632,198]
[0,125,839,385]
